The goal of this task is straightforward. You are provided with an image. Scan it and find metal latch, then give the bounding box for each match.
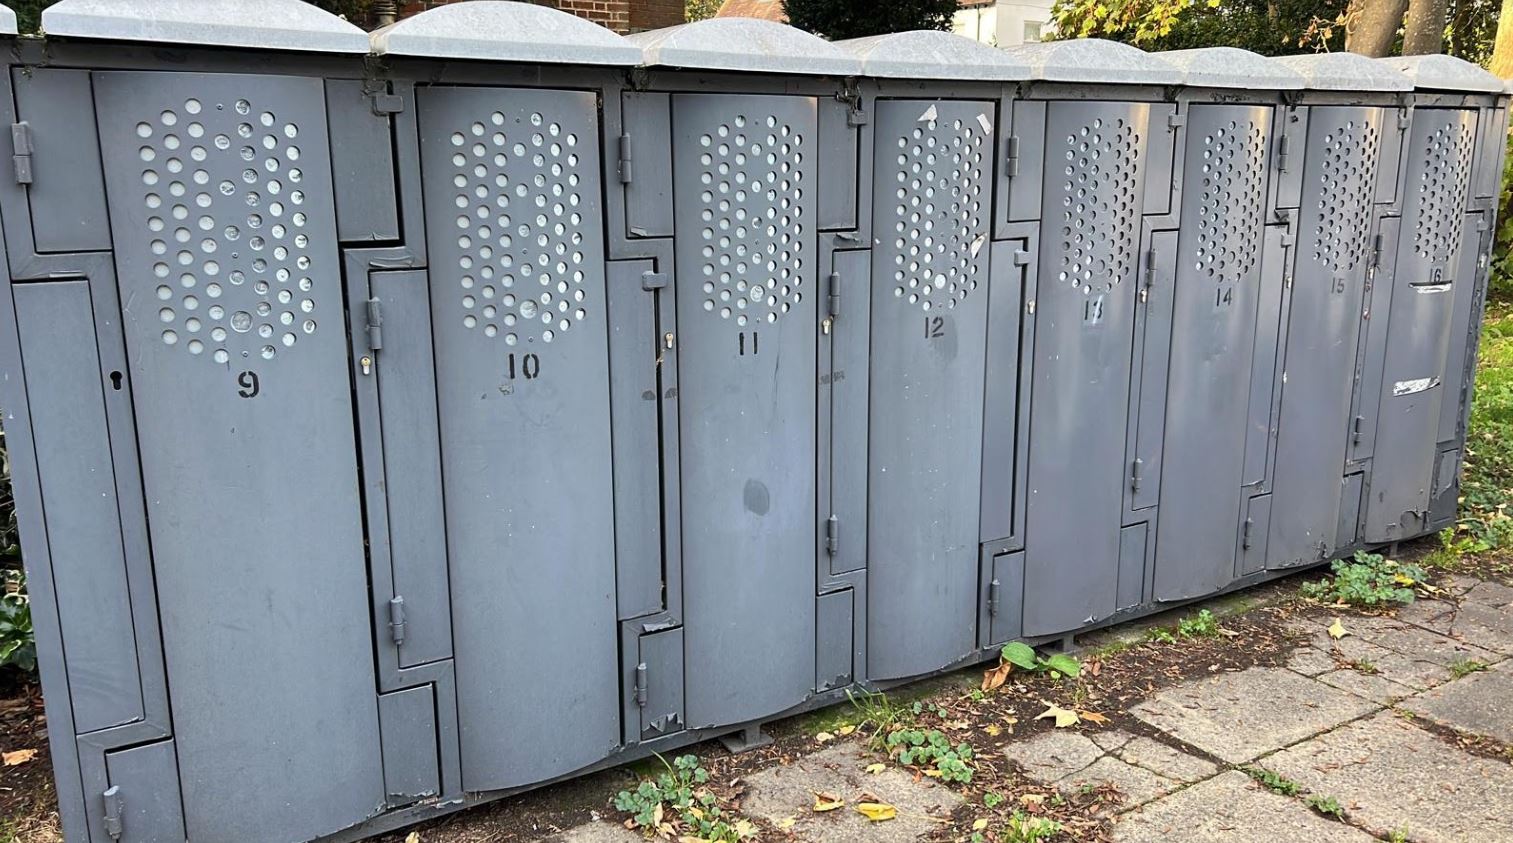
[102,786,124,841]
[11,122,32,185]
[388,596,406,646]
[370,93,405,115]
[1005,136,1021,178]
[618,133,633,184]
[634,662,648,707]
[1167,112,1186,129]
[825,515,839,556]
[641,271,668,291]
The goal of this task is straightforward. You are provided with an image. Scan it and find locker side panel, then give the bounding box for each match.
[830,249,871,576]
[103,740,186,843]
[980,239,1024,543]
[622,92,675,238]
[378,686,441,806]
[94,71,384,841]
[1242,223,1291,487]
[326,79,399,243]
[13,68,112,253]
[672,93,817,728]
[866,99,992,681]
[607,259,665,618]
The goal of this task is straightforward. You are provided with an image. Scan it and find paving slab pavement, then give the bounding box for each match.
[1401,667,1513,744]
[1111,770,1377,842]
[1128,667,1379,763]
[1262,710,1513,843]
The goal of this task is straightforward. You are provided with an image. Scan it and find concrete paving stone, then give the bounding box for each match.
[1393,598,1458,635]
[741,743,961,843]
[1451,601,1513,656]
[1286,645,1337,677]
[1002,729,1103,782]
[1265,711,1513,843]
[1292,615,1490,689]
[1316,668,1416,705]
[1441,573,1483,596]
[1462,579,1513,608]
[1057,756,1174,813]
[552,822,645,842]
[1114,735,1219,783]
[1111,770,1376,843]
[1402,668,1513,745]
[1129,667,1379,763]
[1090,729,1134,753]
[1344,615,1498,666]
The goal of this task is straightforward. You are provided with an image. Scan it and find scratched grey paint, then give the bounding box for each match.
[1267,105,1384,569]
[1153,104,1272,601]
[1366,109,1477,542]
[418,85,619,789]
[673,93,817,728]
[94,71,384,841]
[867,98,992,680]
[1023,100,1150,637]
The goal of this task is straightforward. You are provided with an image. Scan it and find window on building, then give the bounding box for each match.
[1023,21,1044,43]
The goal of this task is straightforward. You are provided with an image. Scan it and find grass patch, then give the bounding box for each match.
[1243,766,1300,796]
[1449,658,1489,679]
[1305,794,1345,819]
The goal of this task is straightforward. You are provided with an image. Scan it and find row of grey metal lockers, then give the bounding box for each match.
[1,1,1507,840]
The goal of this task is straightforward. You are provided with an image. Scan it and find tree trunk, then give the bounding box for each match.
[1401,0,1448,54]
[1493,0,1513,79]
[1346,0,1408,57]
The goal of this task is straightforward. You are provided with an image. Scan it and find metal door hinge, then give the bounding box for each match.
[1351,415,1364,446]
[827,272,841,318]
[11,122,32,185]
[1142,247,1159,299]
[1275,133,1290,173]
[987,578,1001,618]
[618,133,633,184]
[1397,107,1412,130]
[102,786,124,840]
[1130,458,1144,494]
[1242,518,1254,550]
[388,595,406,646]
[634,662,648,707]
[370,93,405,115]
[1370,234,1383,271]
[1167,112,1186,130]
[825,514,839,556]
[366,297,384,352]
[1005,136,1020,178]
[640,271,668,291]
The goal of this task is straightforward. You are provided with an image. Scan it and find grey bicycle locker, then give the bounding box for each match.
[1006,42,1182,636]
[836,33,1031,680]
[630,20,861,730]
[1264,55,1410,569]
[1365,56,1506,542]
[1147,50,1302,600]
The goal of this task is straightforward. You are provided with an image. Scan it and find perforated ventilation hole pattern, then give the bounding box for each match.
[1312,120,1382,273]
[140,98,316,363]
[1056,117,1141,295]
[696,113,805,326]
[1413,119,1475,263]
[1195,120,1267,284]
[890,112,988,311]
[449,111,589,346]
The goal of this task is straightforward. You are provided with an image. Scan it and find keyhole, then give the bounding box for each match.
[109,371,123,391]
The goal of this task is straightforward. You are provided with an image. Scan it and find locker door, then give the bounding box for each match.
[417,86,619,789]
[866,99,993,680]
[1268,106,1385,569]
[94,72,383,841]
[1153,105,1273,601]
[1366,109,1477,542]
[1023,102,1151,636]
[672,94,817,728]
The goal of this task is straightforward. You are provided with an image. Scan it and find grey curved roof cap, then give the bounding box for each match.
[372,1,639,66]
[0,4,16,36]
[835,30,1031,81]
[1004,38,1182,85]
[1158,47,1304,90]
[1379,54,1503,93]
[627,18,862,76]
[1270,52,1412,92]
[41,0,369,53]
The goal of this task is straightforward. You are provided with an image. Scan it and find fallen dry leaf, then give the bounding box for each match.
[864,763,886,775]
[1328,618,1350,640]
[837,724,856,736]
[855,802,897,822]
[1036,703,1080,728]
[814,731,835,744]
[982,660,1013,692]
[776,816,797,831]
[1078,710,1110,725]
[813,791,845,812]
[2,748,37,766]
[984,724,1002,737]
[404,833,420,843]
[973,818,989,831]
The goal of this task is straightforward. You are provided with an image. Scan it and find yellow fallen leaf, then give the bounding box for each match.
[2,748,37,766]
[404,833,420,843]
[814,731,835,744]
[1079,710,1110,725]
[776,816,797,830]
[1020,793,1046,807]
[688,806,705,821]
[973,818,989,831]
[653,803,664,828]
[923,769,943,778]
[865,763,886,774]
[1328,618,1350,640]
[679,836,705,843]
[813,791,845,812]
[733,819,758,838]
[1036,703,1080,728]
[856,802,897,822]
[984,724,1002,737]
[1393,573,1416,586]
[837,724,856,736]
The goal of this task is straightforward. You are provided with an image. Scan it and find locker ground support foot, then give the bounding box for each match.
[1047,633,1081,655]
[718,724,774,755]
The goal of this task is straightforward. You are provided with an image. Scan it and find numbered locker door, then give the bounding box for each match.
[1365,109,1477,542]
[418,87,619,789]
[1023,102,1151,636]
[1268,107,1385,568]
[94,73,383,841]
[867,99,992,680]
[673,94,817,728]
[1153,106,1273,600]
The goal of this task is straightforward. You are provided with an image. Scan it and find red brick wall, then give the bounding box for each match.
[397,0,682,34]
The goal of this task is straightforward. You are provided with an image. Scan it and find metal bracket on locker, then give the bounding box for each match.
[1144,48,1305,600]
[831,30,1032,682]
[624,18,863,744]
[996,39,1183,639]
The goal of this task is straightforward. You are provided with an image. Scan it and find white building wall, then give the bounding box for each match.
[953,0,1056,48]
